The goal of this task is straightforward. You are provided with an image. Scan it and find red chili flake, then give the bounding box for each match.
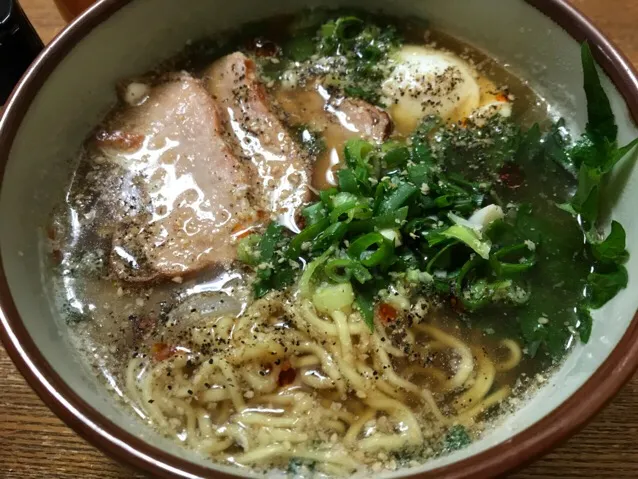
[295,215,306,231]
[498,162,525,189]
[248,37,279,57]
[51,249,63,265]
[378,303,398,324]
[151,343,175,361]
[131,314,157,343]
[231,223,254,240]
[96,130,145,152]
[450,296,464,314]
[277,360,296,387]
[46,225,56,241]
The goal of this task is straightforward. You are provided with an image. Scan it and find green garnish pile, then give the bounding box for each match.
[241,36,635,360]
[259,12,400,104]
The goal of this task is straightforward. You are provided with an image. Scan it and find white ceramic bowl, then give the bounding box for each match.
[1,1,638,477]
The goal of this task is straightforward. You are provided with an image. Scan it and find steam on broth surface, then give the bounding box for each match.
[50,10,633,477]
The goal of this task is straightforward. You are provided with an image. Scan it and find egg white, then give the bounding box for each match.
[382,45,481,132]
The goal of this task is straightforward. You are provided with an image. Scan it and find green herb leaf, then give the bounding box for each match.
[576,305,593,343]
[568,133,600,170]
[441,425,471,453]
[582,42,617,143]
[543,119,572,170]
[286,457,316,476]
[516,123,542,163]
[569,164,603,224]
[283,35,316,62]
[587,264,628,309]
[252,223,294,298]
[603,137,638,173]
[591,220,629,264]
[319,187,339,206]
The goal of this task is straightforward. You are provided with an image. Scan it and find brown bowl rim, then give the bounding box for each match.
[1,0,638,478]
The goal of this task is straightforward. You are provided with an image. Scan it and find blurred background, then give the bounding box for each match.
[52,0,92,20]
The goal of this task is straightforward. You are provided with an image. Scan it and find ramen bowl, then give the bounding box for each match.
[1,0,638,477]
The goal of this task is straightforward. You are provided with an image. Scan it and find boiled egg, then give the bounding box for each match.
[381,45,481,133]
[469,99,513,126]
[470,80,513,125]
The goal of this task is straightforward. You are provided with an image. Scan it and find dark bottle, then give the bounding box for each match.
[0,0,43,104]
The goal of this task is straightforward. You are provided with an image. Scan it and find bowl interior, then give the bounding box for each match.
[1,0,637,477]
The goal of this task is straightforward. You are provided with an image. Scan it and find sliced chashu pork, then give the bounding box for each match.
[273,84,392,189]
[99,74,252,282]
[204,52,311,232]
[336,97,393,141]
[275,86,392,142]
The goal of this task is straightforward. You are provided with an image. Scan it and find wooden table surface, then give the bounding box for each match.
[3,0,638,477]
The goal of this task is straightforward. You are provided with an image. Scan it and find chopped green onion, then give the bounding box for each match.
[320,187,338,206]
[324,258,372,284]
[334,16,365,40]
[455,256,489,310]
[426,241,459,274]
[237,234,261,266]
[376,183,419,215]
[348,232,394,267]
[383,146,410,170]
[440,224,491,259]
[259,222,284,262]
[331,191,359,207]
[302,202,327,226]
[407,162,431,186]
[406,268,434,284]
[337,168,362,195]
[299,247,334,298]
[344,139,373,169]
[288,218,331,259]
[490,243,536,276]
[329,197,372,224]
[313,282,355,314]
[324,258,354,282]
[348,206,409,235]
[312,222,348,253]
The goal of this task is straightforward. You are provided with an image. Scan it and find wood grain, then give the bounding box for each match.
[3,0,638,477]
